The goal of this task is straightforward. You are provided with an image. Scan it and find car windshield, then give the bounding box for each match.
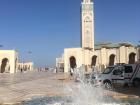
[102,67,114,74]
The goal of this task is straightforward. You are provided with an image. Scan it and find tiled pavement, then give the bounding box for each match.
[0,71,139,104]
[0,71,70,104]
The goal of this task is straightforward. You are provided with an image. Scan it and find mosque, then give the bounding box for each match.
[0,50,33,73]
[56,0,140,72]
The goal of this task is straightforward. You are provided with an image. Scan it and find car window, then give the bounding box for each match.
[113,69,123,75]
[124,66,133,73]
[102,67,114,74]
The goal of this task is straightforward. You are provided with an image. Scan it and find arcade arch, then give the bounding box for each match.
[129,53,136,64]
[109,54,115,66]
[91,55,97,66]
[69,56,77,69]
[1,58,10,73]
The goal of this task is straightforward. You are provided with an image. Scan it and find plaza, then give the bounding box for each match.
[0,71,69,104]
[0,71,139,104]
[0,0,140,104]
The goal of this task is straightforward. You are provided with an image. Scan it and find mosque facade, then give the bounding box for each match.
[56,0,140,72]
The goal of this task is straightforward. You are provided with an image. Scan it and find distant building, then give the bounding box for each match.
[18,62,34,72]
[56,54,64,72]
[0,50,34,73]
[0,50,18,73]
[56,0,139,73]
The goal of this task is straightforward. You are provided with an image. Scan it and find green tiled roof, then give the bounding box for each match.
[106,43,120,48]
[94,46,101,50]
[94,42,135,50]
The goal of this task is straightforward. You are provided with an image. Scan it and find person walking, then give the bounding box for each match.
[69,68,74,80]
[21,68,23,73]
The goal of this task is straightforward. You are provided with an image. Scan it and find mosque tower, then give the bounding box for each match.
[81,0,94,50]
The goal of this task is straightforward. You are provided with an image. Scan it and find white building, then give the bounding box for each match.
[0,50,18,73]
[18,62,34,71]
[56,0,140,73]
[0,50,34,73]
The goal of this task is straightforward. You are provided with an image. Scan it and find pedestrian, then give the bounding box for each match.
[70,68,74,80]
[55,67,58,73]
[21,68,23,73]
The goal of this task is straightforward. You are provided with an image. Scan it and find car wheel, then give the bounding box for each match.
[104,81,112,89]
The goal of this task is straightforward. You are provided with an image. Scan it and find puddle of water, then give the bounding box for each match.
[20,96,140,105]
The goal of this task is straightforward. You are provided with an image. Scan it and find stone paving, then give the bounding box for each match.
[0,71,70,104]
[0,71,139,105]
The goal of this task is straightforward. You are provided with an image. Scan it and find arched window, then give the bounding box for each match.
[109,54,115,66]
[84,16,91,22]
[1,58,10,73]
[69,56,77,69]
[129,53,136,64]
[91,55,97,66]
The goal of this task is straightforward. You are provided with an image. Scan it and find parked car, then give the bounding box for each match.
[93,63,140,89]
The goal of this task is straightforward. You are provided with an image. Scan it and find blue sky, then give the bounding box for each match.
[0,0,140,67]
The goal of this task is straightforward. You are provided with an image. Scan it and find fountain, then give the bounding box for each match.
[21,67,140,105]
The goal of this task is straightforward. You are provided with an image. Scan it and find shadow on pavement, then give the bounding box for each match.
[111,85,140,98]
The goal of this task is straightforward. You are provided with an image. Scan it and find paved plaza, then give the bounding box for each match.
[0,71,140,105]
[0,71,71,104]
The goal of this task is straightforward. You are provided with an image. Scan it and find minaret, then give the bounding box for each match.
[81,0,94,50]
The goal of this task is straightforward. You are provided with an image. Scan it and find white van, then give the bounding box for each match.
[94,64,140,89]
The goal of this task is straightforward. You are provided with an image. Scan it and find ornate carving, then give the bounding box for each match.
[83,0,91,3]
[82,4,93,11]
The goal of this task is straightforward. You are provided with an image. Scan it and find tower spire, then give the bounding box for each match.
[81,0,94,50]
[82,0,92,3]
